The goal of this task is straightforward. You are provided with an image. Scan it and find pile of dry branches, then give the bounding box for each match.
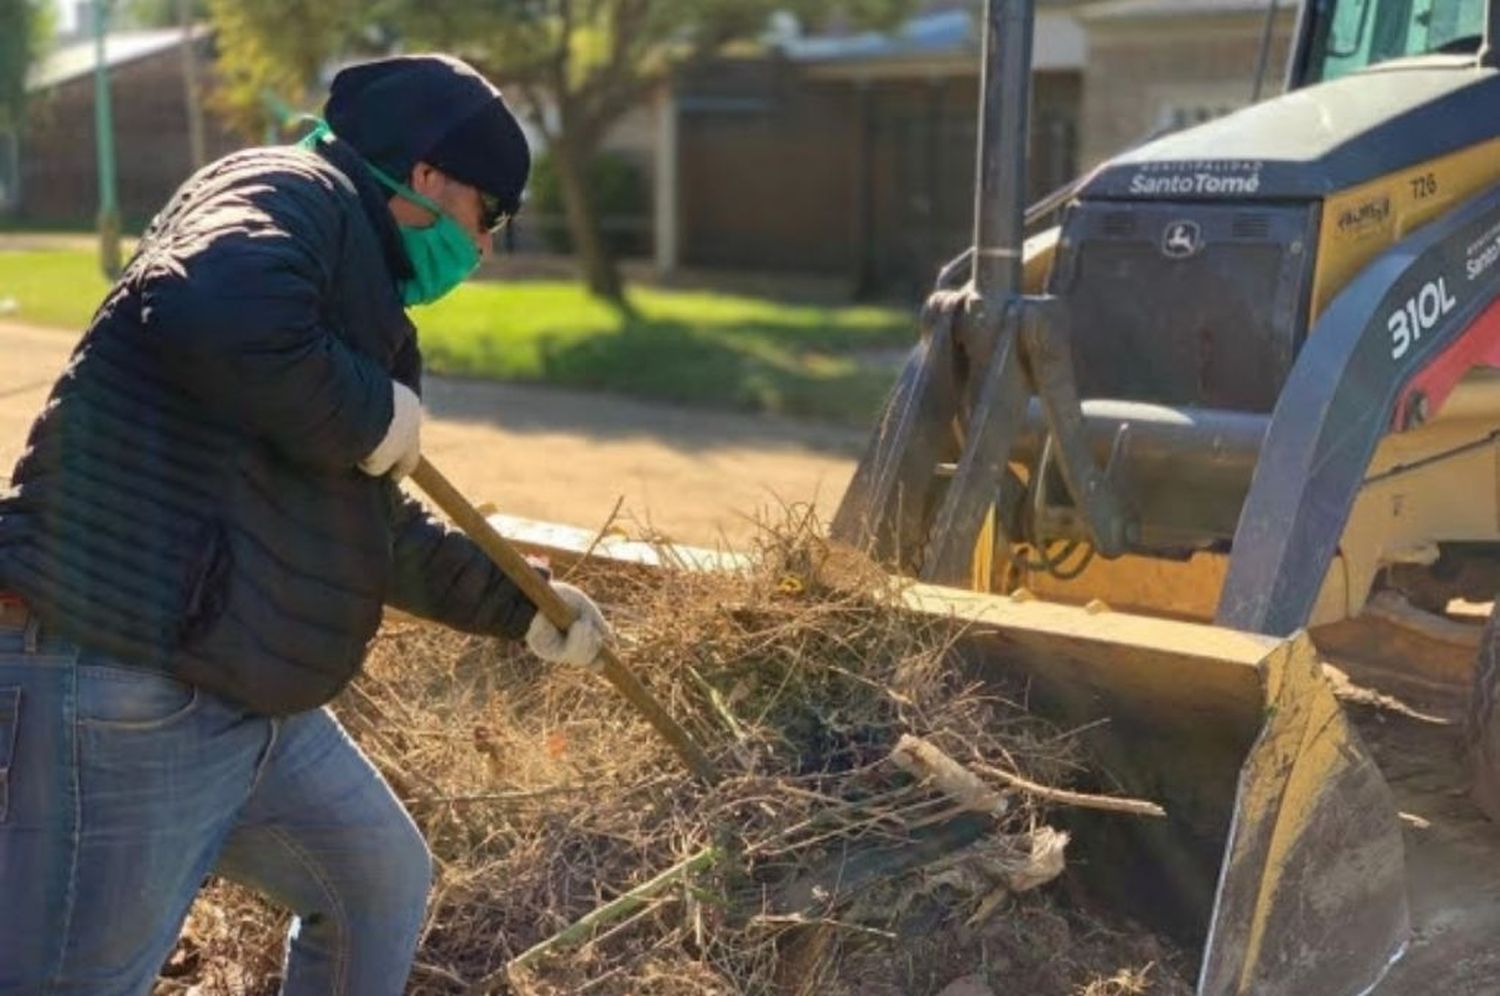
[158,508,1192,996]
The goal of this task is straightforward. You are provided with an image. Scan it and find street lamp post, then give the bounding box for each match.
[92,0,121,278]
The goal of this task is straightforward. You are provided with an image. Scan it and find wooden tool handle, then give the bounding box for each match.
[410,458,719,784]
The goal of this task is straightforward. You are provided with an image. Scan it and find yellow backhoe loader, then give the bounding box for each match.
[501,0,1500,991]
[820,0,1500,991]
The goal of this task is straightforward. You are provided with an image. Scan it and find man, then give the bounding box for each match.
[0,54,609,994]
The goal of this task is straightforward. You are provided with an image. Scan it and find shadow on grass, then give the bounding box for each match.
[425,304,911,429]
[539,318,899,425]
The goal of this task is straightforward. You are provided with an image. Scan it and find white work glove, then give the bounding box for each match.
[358,381,421,481]
[525,582,611,670]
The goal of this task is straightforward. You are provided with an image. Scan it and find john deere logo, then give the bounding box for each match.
[1161,220,1203,259]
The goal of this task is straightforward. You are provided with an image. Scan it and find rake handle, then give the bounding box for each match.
[410,457,719,784]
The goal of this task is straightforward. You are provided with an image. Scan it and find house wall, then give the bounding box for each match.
[677,60,859,275]
[18,38,240,226]
[676,57,1081,296]
[1080,9,1296,167]
[852,70,1080,296]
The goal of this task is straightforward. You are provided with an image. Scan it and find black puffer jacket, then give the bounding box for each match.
[0,137,537,714]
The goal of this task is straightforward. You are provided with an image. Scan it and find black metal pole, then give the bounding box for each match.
[1483,0,1500,67]
[971,0,1035,302]
[919,0,1041,584]
[1250,0,1281,103]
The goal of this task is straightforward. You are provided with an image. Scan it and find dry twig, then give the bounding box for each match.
[159,509,1193,996]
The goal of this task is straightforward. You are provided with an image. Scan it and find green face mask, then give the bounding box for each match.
[379,182,481,307]
[299,120,480,307]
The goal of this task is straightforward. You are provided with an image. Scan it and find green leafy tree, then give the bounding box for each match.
[204,0,373,139]
[389,0,914,301]
[0,0,54,133]
[208,0,915,301]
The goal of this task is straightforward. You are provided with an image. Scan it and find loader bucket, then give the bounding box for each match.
[902,583,1409,996]
[497,516,1410,996]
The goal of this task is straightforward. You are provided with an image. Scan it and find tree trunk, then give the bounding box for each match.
[551,133,624,302]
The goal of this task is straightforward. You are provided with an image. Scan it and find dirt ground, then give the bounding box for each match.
[0,320,865,547]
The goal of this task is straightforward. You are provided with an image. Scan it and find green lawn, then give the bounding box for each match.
[0,249,912,425]
[0,249,116,329]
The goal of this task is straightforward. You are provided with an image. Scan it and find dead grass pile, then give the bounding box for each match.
[157,508,1193,996]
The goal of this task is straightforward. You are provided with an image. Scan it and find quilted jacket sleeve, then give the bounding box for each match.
[386,487,540,639]
[139,161,392,470]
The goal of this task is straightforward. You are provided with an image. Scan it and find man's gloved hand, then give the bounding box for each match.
[359,381,422,480]
[525,582,611,670]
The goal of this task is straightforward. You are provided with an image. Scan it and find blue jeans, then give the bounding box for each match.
[0,616,432,995]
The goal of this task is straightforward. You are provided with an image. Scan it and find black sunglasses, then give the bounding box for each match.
[479,192,510,234]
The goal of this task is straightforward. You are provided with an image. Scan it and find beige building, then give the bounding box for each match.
[1079,0,1297,168]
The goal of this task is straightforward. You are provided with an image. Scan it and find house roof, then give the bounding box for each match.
[27,25,211,93]
[778,9,975,62]
[778,6,1086,74]
[1078,0,1280,21]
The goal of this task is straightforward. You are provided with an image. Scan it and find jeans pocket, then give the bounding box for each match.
[77,662,198,730]
[0,686,19,823]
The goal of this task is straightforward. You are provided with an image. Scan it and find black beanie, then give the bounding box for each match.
[324,54,531,216]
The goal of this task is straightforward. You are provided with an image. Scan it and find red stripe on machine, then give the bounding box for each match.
[1394,295,1500,428]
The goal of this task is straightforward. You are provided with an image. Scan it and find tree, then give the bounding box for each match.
[390,0,914,301]
[207,0,915,301]
[0,0,54,134]
[203,0,374,139]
